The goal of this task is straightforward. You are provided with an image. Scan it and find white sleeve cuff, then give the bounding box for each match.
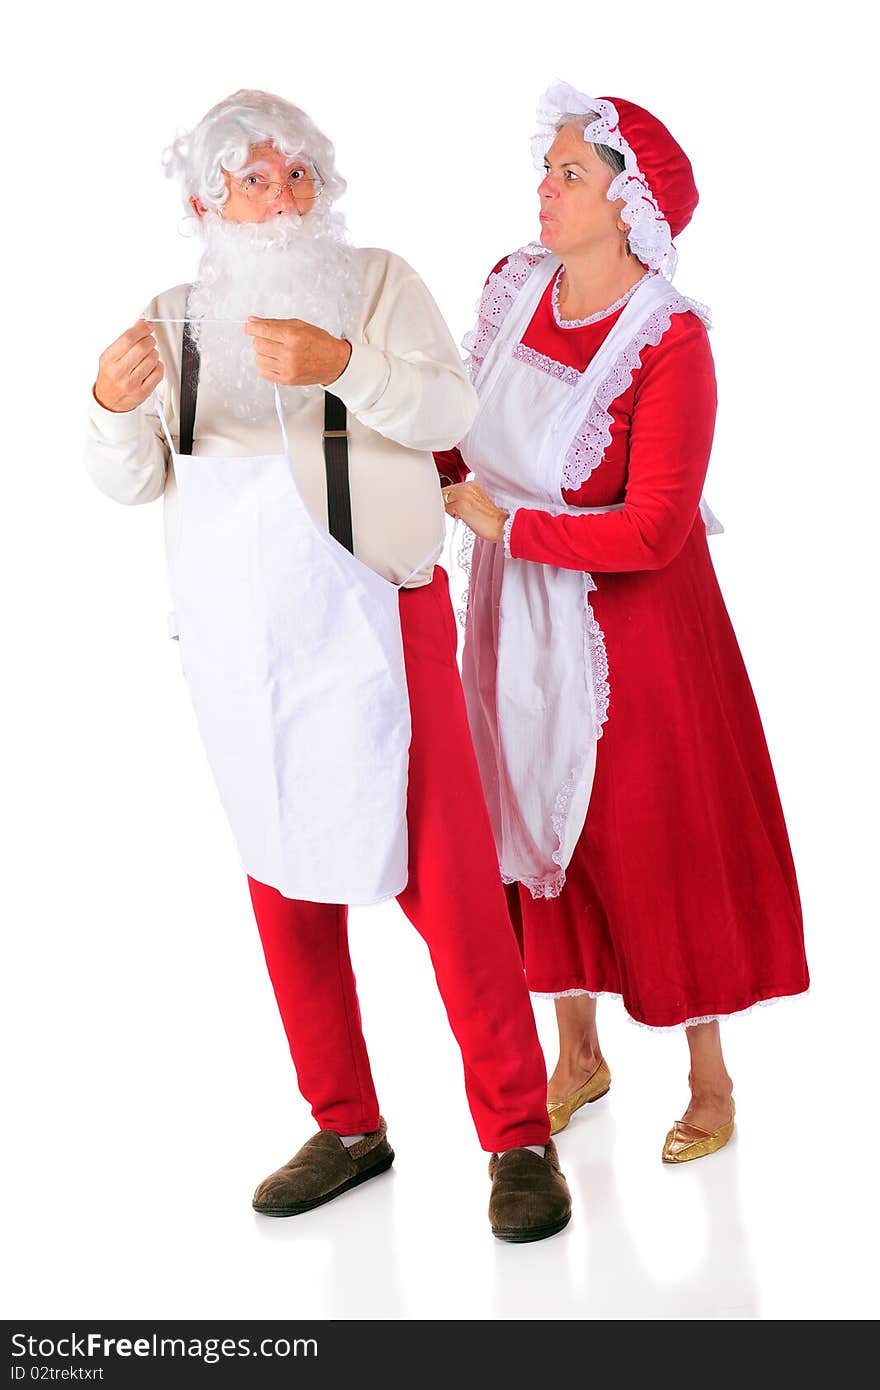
[88,390,146,442]
[329,341,391,413]
[502,510,518,559]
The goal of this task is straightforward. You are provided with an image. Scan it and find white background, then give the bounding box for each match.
[2,0,877,1323]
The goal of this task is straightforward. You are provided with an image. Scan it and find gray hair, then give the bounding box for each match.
[163,89,347,217]
[555,112,625,177]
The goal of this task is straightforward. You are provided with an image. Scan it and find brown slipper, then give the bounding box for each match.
[253,1118,394,1216]
[488,1140,572,1243]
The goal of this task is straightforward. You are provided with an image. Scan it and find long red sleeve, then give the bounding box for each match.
[509,313,717,572]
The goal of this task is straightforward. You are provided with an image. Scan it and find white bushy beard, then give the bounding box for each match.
[187,207,361,422]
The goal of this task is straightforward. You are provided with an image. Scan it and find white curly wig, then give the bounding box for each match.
[163,88,346,218]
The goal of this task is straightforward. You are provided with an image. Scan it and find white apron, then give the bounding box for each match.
[154,386,433,906]
[460,258,716,898]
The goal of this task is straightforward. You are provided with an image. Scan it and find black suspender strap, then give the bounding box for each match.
[178,316,354,553]
[323,392,354,553]
[178,317,200,457]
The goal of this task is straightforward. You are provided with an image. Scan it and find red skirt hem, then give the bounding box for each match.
[526,978,810,1029]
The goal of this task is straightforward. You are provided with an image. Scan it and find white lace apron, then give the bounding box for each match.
[460,256,716,898]
[155,386,440,906]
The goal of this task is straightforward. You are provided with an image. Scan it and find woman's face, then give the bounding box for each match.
[538,123,624,258]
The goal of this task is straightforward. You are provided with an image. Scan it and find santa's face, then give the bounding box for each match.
[537,124,626,259]
[190,141,324,223]
[186,141,360,422]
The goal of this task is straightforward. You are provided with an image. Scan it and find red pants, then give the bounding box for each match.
[247,569,550,1153]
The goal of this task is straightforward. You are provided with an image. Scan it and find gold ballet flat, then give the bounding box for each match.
[661,1099,735,1164]
[547,1059,612,1136]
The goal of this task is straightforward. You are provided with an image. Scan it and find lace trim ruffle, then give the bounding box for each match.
[551,266,655,327]
[533,86,679,278]
[502,867,567,899]
[515,575,610,901]
[512,341,580,385]
[502,511,517,560]
[584,576,610,730]
[562,293,712,493]
[462,243,549,383]
[529,987,811,1030]
[531,987,613,1001]
[454,518,476,628]
[548,762,583,892]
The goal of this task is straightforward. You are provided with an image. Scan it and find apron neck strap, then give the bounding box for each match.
[153,390,175,454]
[273,385,290,454]
[150,330,438,588]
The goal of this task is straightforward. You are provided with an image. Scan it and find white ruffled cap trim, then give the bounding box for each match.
[533,82,679,279]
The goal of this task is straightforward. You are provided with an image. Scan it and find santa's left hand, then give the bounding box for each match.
[443,482,509,544]
[245,317,352,386]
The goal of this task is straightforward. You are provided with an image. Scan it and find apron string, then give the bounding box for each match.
[152,389,176,455]
[150,329,438,587]
[395,538,445,591]
[148,361,288,459]
[145,317,247,324]
[273,385,291,456]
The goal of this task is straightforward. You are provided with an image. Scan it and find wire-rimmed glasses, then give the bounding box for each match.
[236,166,325,207]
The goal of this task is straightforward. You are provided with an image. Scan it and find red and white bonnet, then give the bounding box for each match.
[533,81,699,278]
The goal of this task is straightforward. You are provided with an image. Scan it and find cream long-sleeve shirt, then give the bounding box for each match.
[84,247,476,597]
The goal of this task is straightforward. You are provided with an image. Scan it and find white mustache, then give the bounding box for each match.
[186,211,362,421]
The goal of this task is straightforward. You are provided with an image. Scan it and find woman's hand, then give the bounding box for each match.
[443,482,509,544]
[245,317,352,386]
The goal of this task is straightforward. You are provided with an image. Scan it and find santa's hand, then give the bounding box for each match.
[443,482,509,544]
[93,320,164,412]
[245,317,352,386]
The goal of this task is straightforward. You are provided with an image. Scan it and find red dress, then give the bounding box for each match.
[437,268,809,1027]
